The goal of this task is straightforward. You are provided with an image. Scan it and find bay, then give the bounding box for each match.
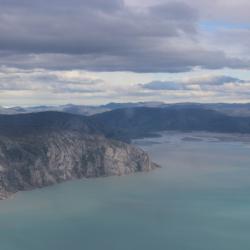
[1,132,250,250]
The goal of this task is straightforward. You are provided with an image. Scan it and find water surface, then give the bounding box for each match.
[1,132,250,250]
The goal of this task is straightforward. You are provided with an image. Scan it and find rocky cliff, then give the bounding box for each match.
[0,112,157,199]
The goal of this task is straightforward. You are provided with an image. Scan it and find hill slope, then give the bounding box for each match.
[90,107,250,141]
[0,112,157,199]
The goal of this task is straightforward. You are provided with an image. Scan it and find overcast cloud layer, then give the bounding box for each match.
[0,0,250,105]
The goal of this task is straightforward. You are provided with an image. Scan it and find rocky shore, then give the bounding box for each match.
[0,130,158,200]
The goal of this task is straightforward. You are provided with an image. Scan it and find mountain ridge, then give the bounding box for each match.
[90,107,250,141]
[2,102,250,117]
[0,111,158,200]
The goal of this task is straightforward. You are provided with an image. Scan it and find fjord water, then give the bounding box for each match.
[1,133,250,250]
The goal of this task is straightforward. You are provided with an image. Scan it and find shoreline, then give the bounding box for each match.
[133,131,250,145]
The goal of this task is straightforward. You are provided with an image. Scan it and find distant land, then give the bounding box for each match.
[1,102,250,117]
[90,107,250,142]
[1,102,250,199]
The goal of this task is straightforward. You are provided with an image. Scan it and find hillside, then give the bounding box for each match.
[0,112,157,199]
[90,107,250,141]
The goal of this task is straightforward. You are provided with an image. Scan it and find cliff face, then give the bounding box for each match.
[0,130,157,199]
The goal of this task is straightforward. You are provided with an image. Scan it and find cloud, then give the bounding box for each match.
[0,0,197,54]
[1,0,250,106]
[0,0,248,72]
[0,66,250,106]
[141,81,186,90]
[149,2,199,31]
[140,75,247,91]
[0,67,104,93]
[186,75,246,86]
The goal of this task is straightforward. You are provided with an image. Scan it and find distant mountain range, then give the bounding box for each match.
[1,102,250,117]
[90,107,250,142]
[0,104,109,116]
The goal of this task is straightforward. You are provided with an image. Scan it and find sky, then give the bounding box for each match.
[0,0,250,106]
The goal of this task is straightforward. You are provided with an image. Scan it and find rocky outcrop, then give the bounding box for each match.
[0,131,157,199]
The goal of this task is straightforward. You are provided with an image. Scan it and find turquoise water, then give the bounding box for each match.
[1,132,250,250]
